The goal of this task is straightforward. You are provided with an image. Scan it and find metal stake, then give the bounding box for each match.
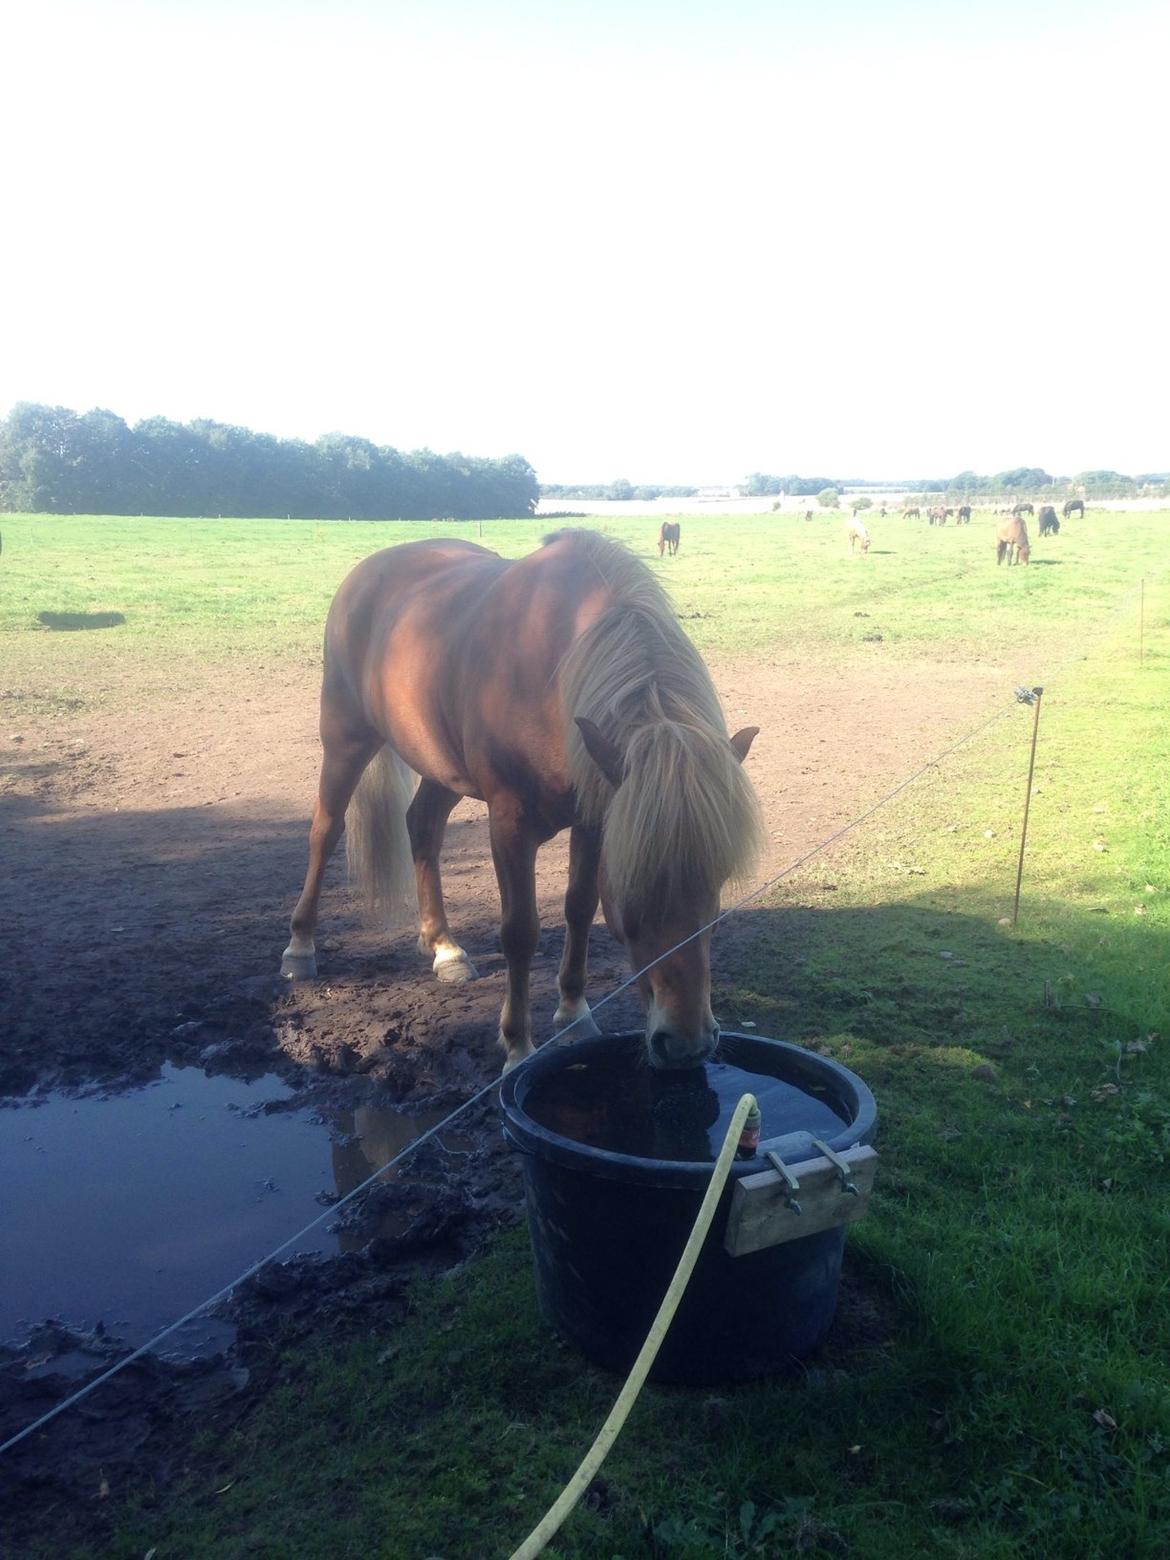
[1012,686,1045,926]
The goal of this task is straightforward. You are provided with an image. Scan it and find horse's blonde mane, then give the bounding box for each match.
[550,531,762,914]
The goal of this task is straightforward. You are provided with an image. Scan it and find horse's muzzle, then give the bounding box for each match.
[647,1025,719,1070]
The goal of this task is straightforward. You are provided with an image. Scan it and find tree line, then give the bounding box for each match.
[905,467,1168,498]
[747,467,1167,499]
[0,403,540,519]
[540,480,699,501]
[742,473,840,497]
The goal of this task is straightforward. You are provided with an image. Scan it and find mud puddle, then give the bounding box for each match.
[0,1063,467,1353]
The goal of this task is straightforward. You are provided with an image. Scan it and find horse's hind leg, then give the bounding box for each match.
[553,823,603,1039]
[407,778,478,984]
[283,710,382,978]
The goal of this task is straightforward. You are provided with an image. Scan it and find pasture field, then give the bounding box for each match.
[2,509,1168,1558]
[2,505,1168,697]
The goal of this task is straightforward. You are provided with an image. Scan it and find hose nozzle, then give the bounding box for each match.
[737,1097,761,1158]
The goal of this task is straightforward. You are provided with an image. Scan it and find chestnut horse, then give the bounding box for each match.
[283,531,762,1072]
[657,520,681,556]
[996,516,1031,565]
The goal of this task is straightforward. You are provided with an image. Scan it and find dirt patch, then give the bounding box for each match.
[1,650,1008,1093]
[0,648,1006,1539]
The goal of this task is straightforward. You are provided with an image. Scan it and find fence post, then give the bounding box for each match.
[1012,686,1045,926]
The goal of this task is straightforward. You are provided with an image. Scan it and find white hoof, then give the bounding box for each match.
[433,947,478,984]
[280,944,317,980]
[552,999,602,1040]
[500,1038,536,1074]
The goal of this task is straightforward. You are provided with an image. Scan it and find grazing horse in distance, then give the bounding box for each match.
[956,505,972,524]
[902,505,921,519]
[1063,498,1084,520]
[845,517,871,554]
[927,506,948,525]
[283,530,762,1072]
[996,516,1031,565]
[657,520,681,557]
[1011,502,1034,518]
[1037,505,1060,536]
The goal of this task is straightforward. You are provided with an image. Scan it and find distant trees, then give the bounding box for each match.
[995,467,1054,490]
[1074,469,1137,496]
[935,467,1156,500]
[742,473,839,497]
[0,403,539,519]
[817,487,840,508]
[849,496,872,514]
[539,481,699,502]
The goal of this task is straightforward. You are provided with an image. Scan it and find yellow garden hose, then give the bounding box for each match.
[508,1092,759,1560]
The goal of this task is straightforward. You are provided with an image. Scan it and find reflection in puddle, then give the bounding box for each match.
[330,1103,472,1251]
[0,1065,466,1352]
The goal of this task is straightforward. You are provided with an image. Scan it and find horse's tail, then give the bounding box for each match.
[345,746,419,925]
[996,539,1008,564]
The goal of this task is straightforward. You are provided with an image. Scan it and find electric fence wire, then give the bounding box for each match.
[0,570,1155,1459]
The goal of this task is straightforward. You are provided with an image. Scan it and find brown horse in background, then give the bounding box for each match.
[283,531,762,1071]
[996,516,1031,565]
[1037,505,1060,536]
[657,520,681,556]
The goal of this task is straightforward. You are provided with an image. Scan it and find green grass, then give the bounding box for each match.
[5,509,1169,1557]
[1,510,1167,716]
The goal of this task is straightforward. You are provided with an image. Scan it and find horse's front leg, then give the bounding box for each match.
[489,795,542,1070]
[553,823,603,1039]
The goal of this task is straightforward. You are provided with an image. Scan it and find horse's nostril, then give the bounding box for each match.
[649,1029,672,1061]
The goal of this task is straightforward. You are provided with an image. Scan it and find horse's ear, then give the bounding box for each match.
[729,726,759,763]
[576,717,625,788]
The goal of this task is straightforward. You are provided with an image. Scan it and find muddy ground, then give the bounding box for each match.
[0,647,1010,1540]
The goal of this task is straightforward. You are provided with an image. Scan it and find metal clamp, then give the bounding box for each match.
[765,1149,802,1215]
[812,1139,860,1196]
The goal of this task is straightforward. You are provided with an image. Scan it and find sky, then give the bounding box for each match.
[2,0,1166,485]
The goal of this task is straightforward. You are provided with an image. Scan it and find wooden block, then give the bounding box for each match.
[723,1145,879,1257]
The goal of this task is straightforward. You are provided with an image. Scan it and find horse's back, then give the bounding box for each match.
[327,540,504,672]
[323,531,627,808]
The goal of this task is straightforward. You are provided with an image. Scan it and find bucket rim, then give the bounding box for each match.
[499,1029,878,1189]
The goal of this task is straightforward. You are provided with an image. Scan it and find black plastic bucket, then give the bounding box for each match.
[500,1030,878,1385]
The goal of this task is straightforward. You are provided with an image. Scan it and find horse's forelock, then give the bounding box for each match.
[556,536,762,918]
[600,719,763,918]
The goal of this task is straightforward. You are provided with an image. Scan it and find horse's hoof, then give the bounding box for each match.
[501,1040,536,1074]
[433,948,477,984]
[280,945,317,980]
[552,1001,602,1040]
